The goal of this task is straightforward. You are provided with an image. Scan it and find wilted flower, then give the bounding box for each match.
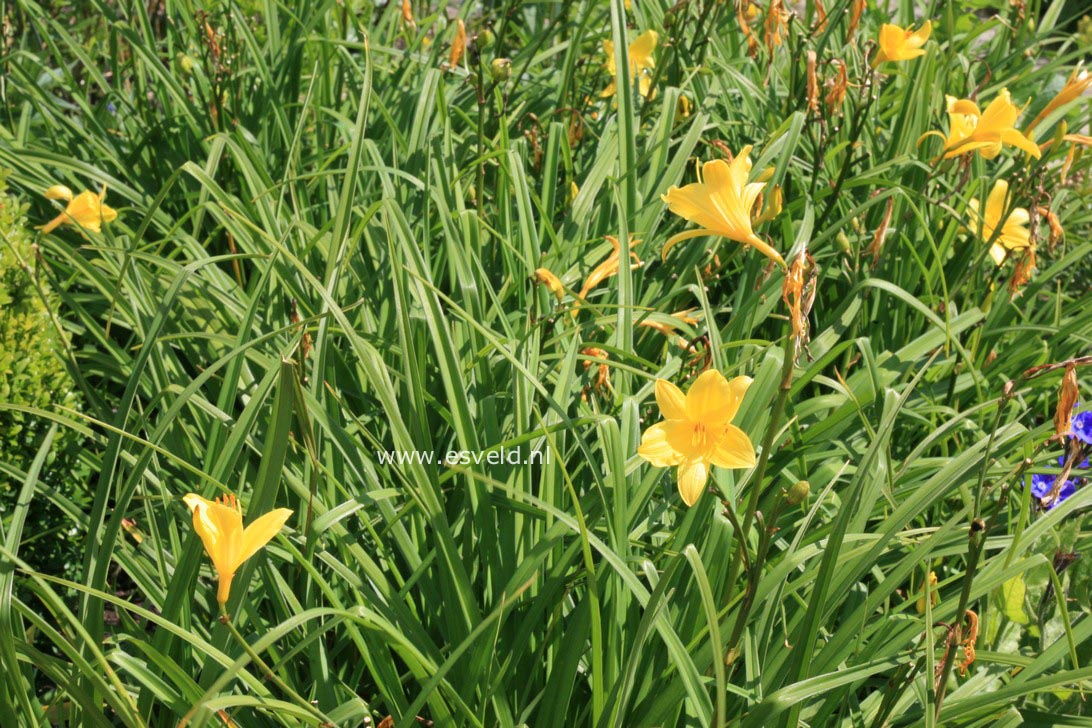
[805,51,820,114]
[637,370,757,506]
[848,0,865,45]
[921,90,1042,161]
[825,60,848,115]
[966,180,1031,265]
[1008,247,1037,298]
[401,0,415,29]
[813,0,828,32]
[763,0,789,53]
[38,185,118,235]
[184,493,293,606]
[534,267,565,302]
[738,1,760,56]
[1027,63,1092,134]
[661,146,785,266]
[782,248,817,361]
[572,236,642,314]
[601,30,658,99]
[448,19,467,68]
[639,309,703,350]
[958,610,979,676]
[581,347,613,398]
[1036,205,1064,249]
[1054,365,1079,439]
[871,21,931,67]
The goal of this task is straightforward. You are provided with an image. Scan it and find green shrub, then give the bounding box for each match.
[0,172,87,581]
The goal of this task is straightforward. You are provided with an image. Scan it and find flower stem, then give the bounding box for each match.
[219,606,332,726]
[721,323,796,661]
[933,382,1014,719]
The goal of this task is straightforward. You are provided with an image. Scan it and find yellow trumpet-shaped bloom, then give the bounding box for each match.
[184,493,293,606]
[921,90,1041,161]
[966,180,1031,266]
[38,185,118,235]
[601,30,658,99]
[661,146,784,266]
[871,21,931,67]
[637,370,757,507]
[1026,63,1092,134]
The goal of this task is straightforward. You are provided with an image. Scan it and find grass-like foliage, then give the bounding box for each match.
[1,0,1091,725]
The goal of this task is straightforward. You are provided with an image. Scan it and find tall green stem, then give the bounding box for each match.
[721,324,796,661]
[219,606,333,726]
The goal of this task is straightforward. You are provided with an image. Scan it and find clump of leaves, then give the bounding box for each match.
[0,171,87,581]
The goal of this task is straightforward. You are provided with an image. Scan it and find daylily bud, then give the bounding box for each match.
[491,58,511,82]
[915,571,939,614]
[44,185,74,202]
[836,230,851,253]
[476,28,495,51]
[785,479,810,505]
[176,53,196,75]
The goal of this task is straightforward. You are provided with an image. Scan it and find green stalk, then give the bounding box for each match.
[721,323,796,661]
[218,605,333,726]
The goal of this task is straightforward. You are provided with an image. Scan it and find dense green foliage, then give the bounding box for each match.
[0,0,1090,726]
[0,173,87,583]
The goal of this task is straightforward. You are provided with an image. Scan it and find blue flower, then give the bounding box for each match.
[1030,455,1088,509]
[1072,410,1092,446]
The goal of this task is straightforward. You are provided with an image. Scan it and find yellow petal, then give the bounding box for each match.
[655,379,687,420]
[676,459,710,506]
[985,180,1010,221]
[710,424,757,469]
[184,493,243,578]
[638,421,686,467]
[686,370,750,426]
[998,128,1041,158]
[629,30,658,69]
[237,508,293,569]
[909,20,932,46]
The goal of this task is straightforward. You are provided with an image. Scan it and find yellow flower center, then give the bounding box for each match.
[690,422,713,451]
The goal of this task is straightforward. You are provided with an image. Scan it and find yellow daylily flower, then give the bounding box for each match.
[184,493,293,606]
[601,30,658,99]
[966,180,1031,266]
[921,89,1041,161]
[1027,63,1092,134]
[637,370,757,507]
[38,185,118,235]
[871,20,931,67]
[661,146,785,266]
